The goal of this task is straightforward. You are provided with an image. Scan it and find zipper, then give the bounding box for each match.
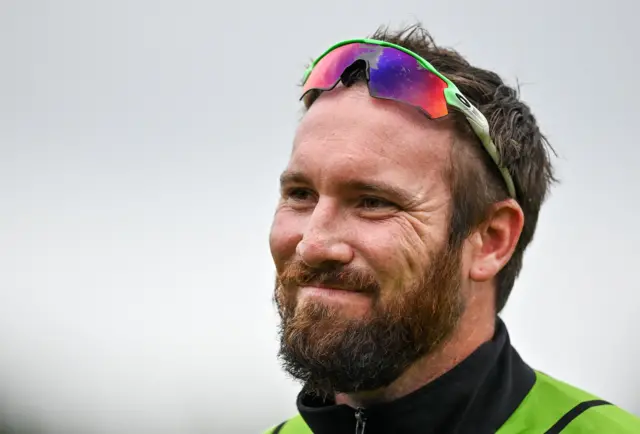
[354,407,367,434]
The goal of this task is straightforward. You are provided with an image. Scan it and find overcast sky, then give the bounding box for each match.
[0,1,638,433]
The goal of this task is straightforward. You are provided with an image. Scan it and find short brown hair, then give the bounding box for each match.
[303,24,557,312]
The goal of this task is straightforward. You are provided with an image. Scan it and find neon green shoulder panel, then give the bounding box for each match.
[263,414,311,434]
[497,370,640,433]
[561,404,640,434]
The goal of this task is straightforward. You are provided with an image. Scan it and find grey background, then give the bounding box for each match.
[0,0,638,433]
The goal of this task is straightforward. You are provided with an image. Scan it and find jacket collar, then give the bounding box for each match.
[296,318,535,434]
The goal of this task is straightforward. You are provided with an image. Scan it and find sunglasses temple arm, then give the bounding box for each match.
[466,115,517,199]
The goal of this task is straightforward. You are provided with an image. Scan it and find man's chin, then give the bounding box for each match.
[278,321,416,395]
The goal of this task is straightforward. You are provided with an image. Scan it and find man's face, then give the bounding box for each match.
[269,84,467,395]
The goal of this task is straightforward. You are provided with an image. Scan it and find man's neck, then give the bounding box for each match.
[335,300,496,408]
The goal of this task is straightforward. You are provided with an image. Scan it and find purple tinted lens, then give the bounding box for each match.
[368,47,448,118]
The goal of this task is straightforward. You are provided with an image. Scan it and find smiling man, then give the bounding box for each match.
[265,25,640,434]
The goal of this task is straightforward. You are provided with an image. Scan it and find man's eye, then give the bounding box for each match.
[359,196,395,209]
[284,188,315,202]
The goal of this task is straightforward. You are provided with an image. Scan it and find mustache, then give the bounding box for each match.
[278,260,380,293]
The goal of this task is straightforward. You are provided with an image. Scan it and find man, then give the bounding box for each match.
[265,24,640,433]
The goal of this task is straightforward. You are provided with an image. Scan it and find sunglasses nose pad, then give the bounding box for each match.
[340,59,369,87]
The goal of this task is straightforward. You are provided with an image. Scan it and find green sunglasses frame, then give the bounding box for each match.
[302,38,516,199]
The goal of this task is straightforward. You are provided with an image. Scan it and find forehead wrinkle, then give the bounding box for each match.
[295,111,427,170]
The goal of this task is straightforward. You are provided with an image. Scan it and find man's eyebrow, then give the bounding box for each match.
[279,170,310,186]
[279,171,416,204]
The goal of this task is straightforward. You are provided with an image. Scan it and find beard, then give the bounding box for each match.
[274,240,465,396]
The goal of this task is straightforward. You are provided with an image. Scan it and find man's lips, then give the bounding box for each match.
[295,282,373,308]
[302,283,364,292]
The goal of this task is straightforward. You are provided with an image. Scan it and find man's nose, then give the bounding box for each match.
[296,201,354,267]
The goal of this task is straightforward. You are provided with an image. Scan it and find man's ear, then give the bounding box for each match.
[469,199,524,282]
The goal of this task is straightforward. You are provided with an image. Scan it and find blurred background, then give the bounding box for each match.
[0,0,638,433]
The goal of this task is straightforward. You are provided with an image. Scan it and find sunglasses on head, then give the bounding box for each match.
[300,39,516,199]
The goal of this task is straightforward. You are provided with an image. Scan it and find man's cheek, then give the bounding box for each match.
[270,215,303,263]
[373,237,422,279]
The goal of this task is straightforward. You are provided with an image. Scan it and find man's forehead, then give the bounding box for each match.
[292,86,455,174]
